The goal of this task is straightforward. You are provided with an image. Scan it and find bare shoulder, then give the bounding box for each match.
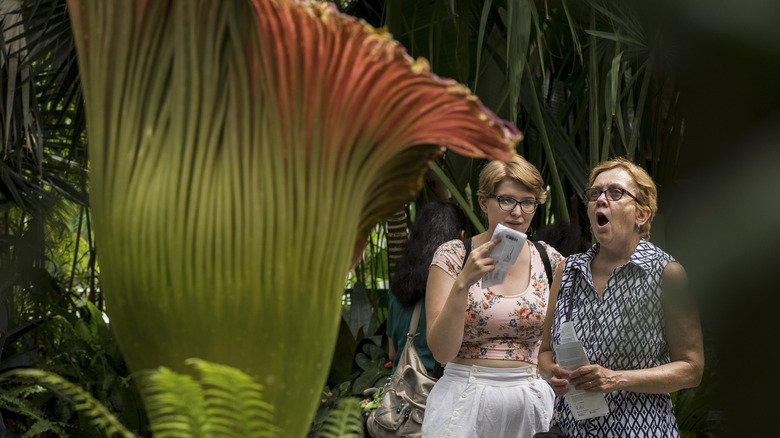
[662,261,687,285]
[548,256,567,301]
[556,256,568,275]
[661,261,694,305]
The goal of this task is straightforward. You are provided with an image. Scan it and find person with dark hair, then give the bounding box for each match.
[532,222,588,258]
[386,201,469,376]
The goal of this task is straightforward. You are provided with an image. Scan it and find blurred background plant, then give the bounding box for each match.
[3,0,775,436]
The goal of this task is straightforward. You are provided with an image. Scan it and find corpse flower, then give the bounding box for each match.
[66,0,520,435]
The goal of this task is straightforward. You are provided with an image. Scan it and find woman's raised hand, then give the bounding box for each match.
[457,238,502,288]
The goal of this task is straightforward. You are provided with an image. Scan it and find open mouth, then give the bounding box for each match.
[596,212,609,227]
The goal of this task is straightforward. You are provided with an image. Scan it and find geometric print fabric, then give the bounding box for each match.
[551,239,680,437]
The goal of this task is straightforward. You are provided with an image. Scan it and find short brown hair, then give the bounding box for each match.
[477,154,547,204]
[589,157,657,239]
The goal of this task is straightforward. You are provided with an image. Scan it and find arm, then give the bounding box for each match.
[425,238,501,364]
[539,258,572,395]
[568,261,705,394]
[388,337,396,364]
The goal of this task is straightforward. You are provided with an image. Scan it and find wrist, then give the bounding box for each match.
[453,277,472,294]
[611,370,626,391]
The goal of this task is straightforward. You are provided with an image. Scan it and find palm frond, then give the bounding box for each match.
[427,161,485,232]
[1,0,88,214]
[314,397,364,438]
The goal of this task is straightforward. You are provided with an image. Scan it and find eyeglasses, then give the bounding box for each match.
[489,195,541,214]
[583,187,639,203]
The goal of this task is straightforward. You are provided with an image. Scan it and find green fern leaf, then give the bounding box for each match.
[315,398,364,438]
[1,368,136,437]
[188,358,279,437]
[142,367,210,437]
[0,388,68,437]
[21,419,69,438]
[140,359,280,437]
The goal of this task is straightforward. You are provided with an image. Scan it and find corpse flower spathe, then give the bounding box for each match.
[66,0,520,435]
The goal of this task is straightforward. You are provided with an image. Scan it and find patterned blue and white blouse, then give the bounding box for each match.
[551,239,680,437]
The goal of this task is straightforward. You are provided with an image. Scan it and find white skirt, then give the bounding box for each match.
[421,362,555,438]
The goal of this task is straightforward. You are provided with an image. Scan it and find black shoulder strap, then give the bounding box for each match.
[533,241,572,322]
[462,237,472,264]
[533,240,553,286]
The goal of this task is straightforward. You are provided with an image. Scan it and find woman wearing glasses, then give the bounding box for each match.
[421,154,563,438]
[538,158,704,437]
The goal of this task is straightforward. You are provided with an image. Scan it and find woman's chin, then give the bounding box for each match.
[592,226,611,242]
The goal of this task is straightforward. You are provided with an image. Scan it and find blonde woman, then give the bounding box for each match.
[422,155,563,438]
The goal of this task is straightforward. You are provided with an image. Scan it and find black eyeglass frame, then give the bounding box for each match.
[583,187,639,203]
[488,195,541,214]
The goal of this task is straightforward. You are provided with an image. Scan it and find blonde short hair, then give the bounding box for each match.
[477,154,547,204]
[588,157,658,240]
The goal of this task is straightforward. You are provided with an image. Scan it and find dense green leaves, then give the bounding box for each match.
[2,367,136,437]
[0,0,88,213]
[383,0,686,233]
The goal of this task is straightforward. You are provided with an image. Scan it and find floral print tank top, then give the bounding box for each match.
[430,239,562,363]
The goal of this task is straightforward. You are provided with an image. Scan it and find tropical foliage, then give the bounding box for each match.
[63,0,517,436]
[0,0,742,436]
[3,367,135,437]
[373,0,687,244]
